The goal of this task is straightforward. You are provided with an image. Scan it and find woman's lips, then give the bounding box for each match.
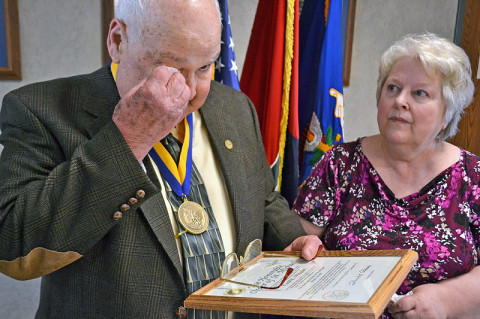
[390,116,409,123]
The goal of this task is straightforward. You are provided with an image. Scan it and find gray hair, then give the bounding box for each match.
[115,0,221,44]
[376,33,474,141]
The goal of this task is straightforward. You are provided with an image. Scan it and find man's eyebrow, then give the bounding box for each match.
[156,51,187,62]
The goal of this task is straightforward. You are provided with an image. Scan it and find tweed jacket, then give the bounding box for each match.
[0,66,305,318]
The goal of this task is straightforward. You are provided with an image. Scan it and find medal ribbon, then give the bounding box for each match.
[110,62,193,197]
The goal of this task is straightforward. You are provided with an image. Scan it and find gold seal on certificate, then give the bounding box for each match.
[177,200,209,235]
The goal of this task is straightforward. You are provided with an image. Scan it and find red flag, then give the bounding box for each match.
[240,0,299,205]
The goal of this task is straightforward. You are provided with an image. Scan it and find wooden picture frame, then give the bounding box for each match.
[0,0,21,80]
[185,249,418,319]
[449,0,480,155]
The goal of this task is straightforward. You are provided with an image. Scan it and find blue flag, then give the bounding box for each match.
[214,0,240,90]
[0,3,8,67]
[299,0,344,184]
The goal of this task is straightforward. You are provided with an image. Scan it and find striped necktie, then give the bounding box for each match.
[160,134,227,319]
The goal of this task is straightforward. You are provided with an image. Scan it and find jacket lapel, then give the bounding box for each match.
[199,83,249,254]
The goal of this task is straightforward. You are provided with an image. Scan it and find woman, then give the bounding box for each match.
[293,33,479,318]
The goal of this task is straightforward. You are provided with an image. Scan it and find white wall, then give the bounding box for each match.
[0,1,101,318]
[228,0,259,78]
[0,0,458,318]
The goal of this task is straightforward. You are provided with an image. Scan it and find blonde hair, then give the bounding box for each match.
[376,33,474,141]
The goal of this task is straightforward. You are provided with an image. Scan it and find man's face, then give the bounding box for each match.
[115,0,221,115]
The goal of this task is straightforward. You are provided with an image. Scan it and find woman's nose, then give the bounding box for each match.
[395,91,410,110]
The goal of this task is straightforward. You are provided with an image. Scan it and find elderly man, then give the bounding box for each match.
[0,0,319,318]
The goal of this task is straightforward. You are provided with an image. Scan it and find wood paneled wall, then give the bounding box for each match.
[449,0,480,155]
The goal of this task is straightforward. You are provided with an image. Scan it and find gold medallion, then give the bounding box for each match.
[226,288,243,295]
[177,200,209,235]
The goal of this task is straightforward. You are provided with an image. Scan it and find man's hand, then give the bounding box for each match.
[112,66,191,161]
[284,235,323,261]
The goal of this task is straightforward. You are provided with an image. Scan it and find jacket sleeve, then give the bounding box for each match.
[243,97,306,251]
[0,88,157,280]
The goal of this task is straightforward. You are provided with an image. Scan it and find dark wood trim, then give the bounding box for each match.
[449,0,480,155]
[0,0,21,80]
[342,0,356,87]
[102,0,115,66]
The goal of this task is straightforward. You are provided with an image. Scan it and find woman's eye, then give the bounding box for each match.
[413,90,427,97]
[387,84,399,92]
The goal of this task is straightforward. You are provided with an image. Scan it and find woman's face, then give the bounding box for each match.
[377,56,446,149]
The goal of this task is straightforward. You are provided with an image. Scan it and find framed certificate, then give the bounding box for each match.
[184,249,418,319]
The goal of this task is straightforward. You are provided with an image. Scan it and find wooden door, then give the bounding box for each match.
[449,0,480,155]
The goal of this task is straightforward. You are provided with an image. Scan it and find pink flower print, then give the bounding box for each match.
[440,199,451,209]
[422,260,434,270]
[472,186,480,200]
[339,233,358,247]
[399,278,415,294]
[435,195,450,208]
[450,178,458,191]
[360,170,370,186]
[471,214,480,227]
[424,232,442,261]
[437,246,450,259]
[411,225,423,235]
[441,188,457,208]
[463,231,474,245]
[434,272,447,282]
[335,189,342,208]
[392,203,401,212]
[381,214,395,231]
[449,165,463,192]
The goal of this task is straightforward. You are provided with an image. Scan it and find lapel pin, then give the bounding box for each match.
[224,140,233,150]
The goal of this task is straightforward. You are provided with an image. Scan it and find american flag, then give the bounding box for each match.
[214,0,240,90]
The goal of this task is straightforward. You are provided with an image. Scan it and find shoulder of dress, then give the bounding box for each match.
[460,149,480,184]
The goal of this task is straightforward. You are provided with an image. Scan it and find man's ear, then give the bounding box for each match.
[107,18,127,64]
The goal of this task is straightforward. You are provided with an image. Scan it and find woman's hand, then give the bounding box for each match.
[389,284,448,319]
[389,266,480,318]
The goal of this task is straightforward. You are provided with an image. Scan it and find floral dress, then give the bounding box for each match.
[293,139,480,318]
